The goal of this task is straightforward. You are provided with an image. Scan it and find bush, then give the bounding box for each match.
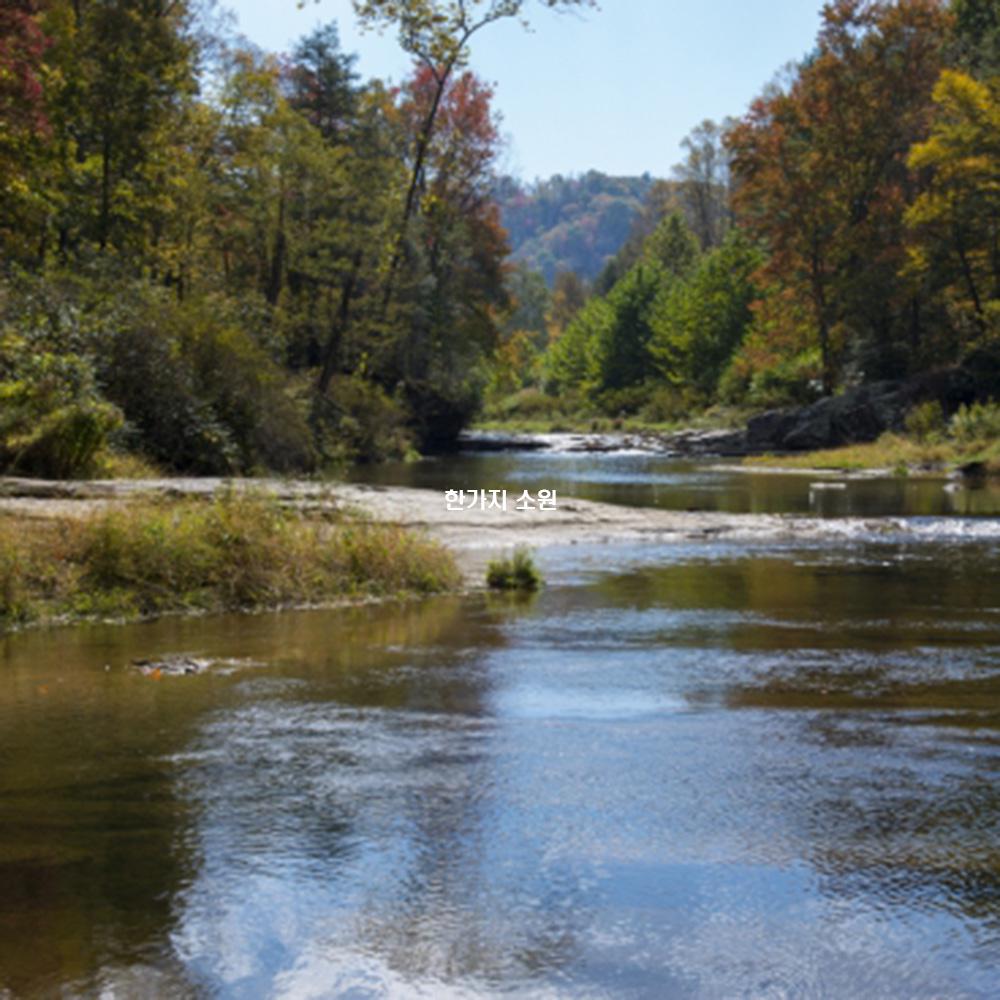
[486,547,542,592]
[904,400,946,442]
[492,387,563,421]
[103,292,316,474]
[2,400,123,479]
[313,375,413,465]
[0,273,317,476]
[0,334,123,478]
[950,399,1000,443]
[719,348,823,408]
[595,384,656,417]
[403,369,486,452]
[639,386,695,424]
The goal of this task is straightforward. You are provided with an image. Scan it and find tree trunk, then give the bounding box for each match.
[378,65,453,318]
[317,249,364,397]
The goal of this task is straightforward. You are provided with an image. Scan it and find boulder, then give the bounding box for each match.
[744,366,985,453]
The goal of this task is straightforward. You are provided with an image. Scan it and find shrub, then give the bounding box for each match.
[904,400,946,442]
[494,387,563,421]
[2,401,122,479]
[725,348,823,408]
[639,386,694,424]
[0,335,123,478]
[103,293,316,474]
[486,547,542,592]
[949,399,1000,443]
[313,374,413,465]
[595,384,656,417]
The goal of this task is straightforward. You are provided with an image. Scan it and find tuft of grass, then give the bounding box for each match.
[92,449,163,479]
[486,547,542,592]
[0,493,460,632]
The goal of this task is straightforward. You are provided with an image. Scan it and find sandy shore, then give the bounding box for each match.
[3,476,996,583]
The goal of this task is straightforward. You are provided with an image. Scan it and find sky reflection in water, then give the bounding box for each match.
[1,482,1000,996]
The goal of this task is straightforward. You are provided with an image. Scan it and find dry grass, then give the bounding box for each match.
[0,492,460,631]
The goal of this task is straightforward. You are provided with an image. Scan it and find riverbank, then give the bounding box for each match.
[463,422,1000,479]
[5,476,1000,637]
[743,432,1000,477]
[0,489,459,634]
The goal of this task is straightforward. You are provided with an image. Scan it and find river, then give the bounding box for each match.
[1,453,999,998]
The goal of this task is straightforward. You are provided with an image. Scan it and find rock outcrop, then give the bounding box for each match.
[747,367,987,453]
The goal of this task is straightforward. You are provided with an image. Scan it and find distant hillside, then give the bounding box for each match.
[495,172,661,284]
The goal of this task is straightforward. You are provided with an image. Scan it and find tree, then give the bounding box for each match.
[34,0,199,260]
[389,65,510,445]
[286,22,359,142]
[589,262,665,397]
[592,179,684,294]
[544,212,699,400]
[544,295,612,393]
[547,269,587,338]
[906,69,1000,347]
[952,0,1000,78]
[503,263,550,341]
[642,212,700,278]
[651,230,762,397]
[727,0,948,389]
[672,118,734,250]
[350,0,596,312]
[0,0,50,255]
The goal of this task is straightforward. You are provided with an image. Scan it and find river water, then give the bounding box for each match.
[2,455,1000,998]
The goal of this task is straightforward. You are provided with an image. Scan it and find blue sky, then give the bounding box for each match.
[224,0,824,181]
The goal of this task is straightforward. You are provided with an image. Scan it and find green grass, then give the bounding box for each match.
[744,431,1000,475]
[476,387,750,437]
[486,547,543,592]
[0,492,460,632]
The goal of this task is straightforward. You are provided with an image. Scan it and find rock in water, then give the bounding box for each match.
[132,655,213,677]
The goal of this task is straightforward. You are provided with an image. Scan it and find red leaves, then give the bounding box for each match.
[0,0,50,136]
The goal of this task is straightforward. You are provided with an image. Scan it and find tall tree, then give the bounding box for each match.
[390,64,510,444]
[672,118,734,250]
[286,22,359,142]
[0,0,49,255]
[906,68,1000,346]
[952,0,1000,78]
[651,230,762,397]
[40,0,198,257]
[350,0,595,312]
[727,0,949,389]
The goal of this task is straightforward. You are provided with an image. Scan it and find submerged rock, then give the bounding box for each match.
[665,428,749,457]
[132,655,213,677]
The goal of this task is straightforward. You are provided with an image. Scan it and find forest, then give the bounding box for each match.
[495,171,658,283]
[503,0,1000,429]
[1,0,998,477]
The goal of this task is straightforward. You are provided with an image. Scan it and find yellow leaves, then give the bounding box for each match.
[903,67,1000,333]
[909,70,1000,174]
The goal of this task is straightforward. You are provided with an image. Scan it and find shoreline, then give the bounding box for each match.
[4,473,998,551]
[461,427,999,479]
[3,474,999,636]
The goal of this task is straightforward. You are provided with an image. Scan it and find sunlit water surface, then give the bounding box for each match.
[352,450,1000,517]
[2,455,1000,998]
